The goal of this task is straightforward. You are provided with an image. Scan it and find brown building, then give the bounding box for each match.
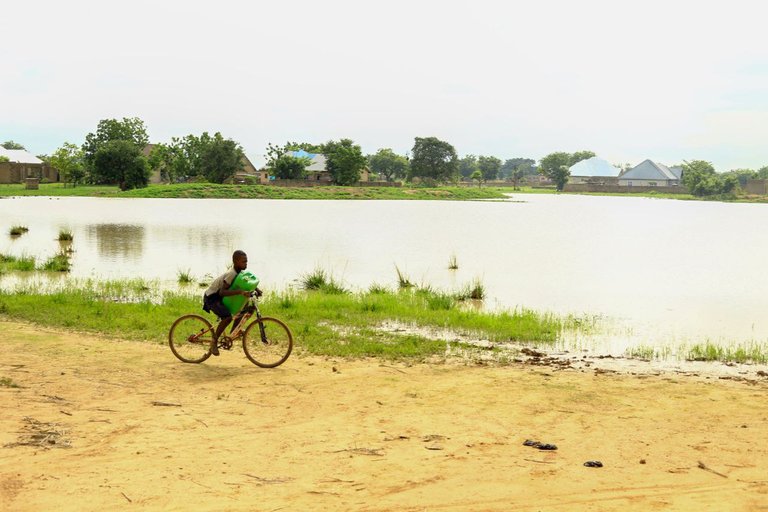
[0,148,59,184]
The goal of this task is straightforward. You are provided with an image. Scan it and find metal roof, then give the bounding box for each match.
[288,150,327,172]
[569,156,620,177]
[620,159,677,180]
[0,148,43,164]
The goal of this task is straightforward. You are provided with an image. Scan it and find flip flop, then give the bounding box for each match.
[583,460,603,467]
[523,439,540,447]
[536,444,558,451]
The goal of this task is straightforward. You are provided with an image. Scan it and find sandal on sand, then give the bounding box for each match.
[523,440,540,447]
[536,444,558,451]
[584,460,603,468]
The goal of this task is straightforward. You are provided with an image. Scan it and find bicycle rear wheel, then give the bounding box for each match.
[242,317,293,368]
[169,314,214,363]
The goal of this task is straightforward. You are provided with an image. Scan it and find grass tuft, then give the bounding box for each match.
[301,268,328,290]
[39,253,71,272]
[448,253,459,270]
[395,265,414,289]
[9,225,29,236]
[57,229,74,242]
[456,278,485,300]
[177,269,194,284]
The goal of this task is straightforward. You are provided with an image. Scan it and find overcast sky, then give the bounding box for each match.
[2,0,767,170]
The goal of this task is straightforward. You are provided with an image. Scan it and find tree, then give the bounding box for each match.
[83,117,149,173]
[458,155,479,179]
[756,166,768,179]
[1,140,25,150]
[199,132,244,184]
[478,156,502,182]
[409,137,458,184]
[682,160,737,196]
[510,162,532,189]
[500,158,534,179]
[49,143,86,186]
[92,140,150,190]
[538,152,572,191]
[470,169,483,187]
[724,168,757,187]
[369,148,409,182]
[322,138,367,185]
[272,154,310,179]
[0,156,9,163]
[569,150,596,166]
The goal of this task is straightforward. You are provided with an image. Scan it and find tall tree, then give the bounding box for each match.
[49,143,86,187]
[538,152,572,191]
[199,132,244,184]
[409,137,458,183]
[272,154,310,179]
[459,155,479,179]
[92,140,150,190]
[322,138,367,185]
[1,140,26,150]
[478,155,502,182]
[82,117,149,178]
[369,148,409,182]
[682,160,737,196]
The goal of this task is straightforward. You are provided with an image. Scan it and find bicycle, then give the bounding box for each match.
[168,292,293,367]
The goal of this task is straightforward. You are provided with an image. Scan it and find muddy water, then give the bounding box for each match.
[1,194,767,353]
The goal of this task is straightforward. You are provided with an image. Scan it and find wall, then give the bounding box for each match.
[745,179,768,195]
[0,163,11,184]
[564,183,688,194]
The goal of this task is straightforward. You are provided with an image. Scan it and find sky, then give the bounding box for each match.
[2,0,767,170]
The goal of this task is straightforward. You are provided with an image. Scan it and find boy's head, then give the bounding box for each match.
[232,250,248,271]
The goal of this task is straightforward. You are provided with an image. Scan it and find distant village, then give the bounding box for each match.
[2,142,767,196]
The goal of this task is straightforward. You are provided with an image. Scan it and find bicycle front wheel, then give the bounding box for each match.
[242,317,293,368]
[169,314,214,363]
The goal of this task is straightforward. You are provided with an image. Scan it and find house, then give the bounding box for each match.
[618,159,681,187]
[568,157,621,185]
[0,148,59,184]
[142,144,259,184]
[284,150,370,183]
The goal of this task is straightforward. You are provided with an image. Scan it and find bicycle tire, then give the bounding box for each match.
[242,317,293,368]
[169,314,214,363]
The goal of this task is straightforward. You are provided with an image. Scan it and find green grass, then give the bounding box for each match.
[0,281,587,360]
[0,254,36,272]
[57,229,74,242]
[0,183,511,201]
[686,341,768,364]
[38,253,71,272]
[0,377,20,388]
[300,268,348,294]
[9,225,29,236]
[455,278,485,301]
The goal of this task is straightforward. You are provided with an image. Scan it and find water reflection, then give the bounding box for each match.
[86,224,145,262]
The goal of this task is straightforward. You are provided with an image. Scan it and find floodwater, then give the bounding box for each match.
[2,194,767,353]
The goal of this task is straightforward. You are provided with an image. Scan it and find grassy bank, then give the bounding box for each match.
[0,280,585,360]
[0,183,511,201]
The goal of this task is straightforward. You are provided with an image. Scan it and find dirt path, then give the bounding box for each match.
[1,320,767,511]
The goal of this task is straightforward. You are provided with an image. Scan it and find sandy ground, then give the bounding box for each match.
[1,320,768,512]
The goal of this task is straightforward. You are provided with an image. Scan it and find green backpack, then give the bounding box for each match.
[221,270,260,314]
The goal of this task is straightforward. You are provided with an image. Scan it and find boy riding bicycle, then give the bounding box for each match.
[203,250,260,356]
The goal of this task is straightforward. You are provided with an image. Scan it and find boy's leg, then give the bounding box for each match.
[211,316,232,356]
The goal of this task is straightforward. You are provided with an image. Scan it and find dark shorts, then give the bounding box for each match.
[203,293,231,320]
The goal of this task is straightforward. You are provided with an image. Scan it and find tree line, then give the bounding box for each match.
[7,127,768,196]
